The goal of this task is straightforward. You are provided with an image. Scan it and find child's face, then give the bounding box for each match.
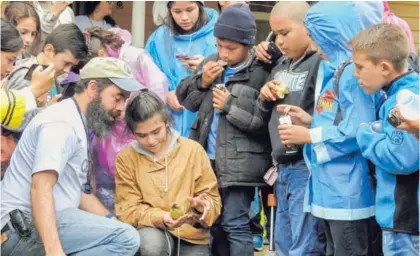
[269,15,310,60]
[216,38,250,66]
[16,17,38,51]
[170,1,200,32]
[353,50,387,95]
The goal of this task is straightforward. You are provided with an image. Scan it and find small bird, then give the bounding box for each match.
[170,204,184,220]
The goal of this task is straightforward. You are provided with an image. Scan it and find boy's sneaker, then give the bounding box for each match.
[253,234,265,251]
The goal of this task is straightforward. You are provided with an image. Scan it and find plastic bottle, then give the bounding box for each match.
[397,89,420,120]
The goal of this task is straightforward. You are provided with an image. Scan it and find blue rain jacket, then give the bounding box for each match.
[357,72,419,233]
[146,8,218,137]
[302,1,383,220]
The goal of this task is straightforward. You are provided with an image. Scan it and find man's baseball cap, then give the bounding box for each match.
[79,57,145,92]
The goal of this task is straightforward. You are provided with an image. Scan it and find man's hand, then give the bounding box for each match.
[278,124,312,145]
[30,64,55,99]
[202,61,224,88]
[260,80,281,101]
[166,91,183,112]
[255,41,271,64]
[180,55,204,72]
[395,106,420,138]
[213,88,230,111]
[188,194,210,222]
[163,212,189,230]
[277,105,312,128]
[51,1,72,17]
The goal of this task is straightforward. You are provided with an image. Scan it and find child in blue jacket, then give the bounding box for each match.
[352,24,420,255]
[277,2,383,255]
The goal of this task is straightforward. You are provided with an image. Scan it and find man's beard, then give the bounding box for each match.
[86,97,120,138]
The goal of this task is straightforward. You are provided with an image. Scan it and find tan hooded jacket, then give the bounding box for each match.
[115,131,221,244]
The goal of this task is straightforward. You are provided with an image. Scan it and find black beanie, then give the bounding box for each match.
[214,4,256,45]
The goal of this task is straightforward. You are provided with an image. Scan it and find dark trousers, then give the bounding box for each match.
[211,186,255,256]
[323,217,382,256]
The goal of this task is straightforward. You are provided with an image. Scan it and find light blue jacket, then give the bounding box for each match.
[145,8,218,137]
[357,72,419,233]
[303,1,383,221]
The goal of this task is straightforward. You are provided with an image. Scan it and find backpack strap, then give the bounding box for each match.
[332,58,353,126]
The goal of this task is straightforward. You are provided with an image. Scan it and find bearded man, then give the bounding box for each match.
[1,57,143,256]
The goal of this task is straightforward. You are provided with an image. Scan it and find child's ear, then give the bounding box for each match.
[380,60,394,77]
[43,44,55,59]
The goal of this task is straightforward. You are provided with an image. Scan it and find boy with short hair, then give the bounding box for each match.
[256,2,326,255]
[352,23,419,255]
[7,23,87,103]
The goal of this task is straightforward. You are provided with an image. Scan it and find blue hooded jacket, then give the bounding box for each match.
[302,1,383,221]
[357,72,419,233]
[146,8,218,137]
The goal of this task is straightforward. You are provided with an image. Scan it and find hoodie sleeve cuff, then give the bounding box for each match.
[310,127,323,144]
[20,87,37,112]
[151,209,167,229]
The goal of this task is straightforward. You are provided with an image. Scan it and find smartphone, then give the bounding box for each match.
[24,64,49,81]
[176,53,191,60]
[265,32,283,62]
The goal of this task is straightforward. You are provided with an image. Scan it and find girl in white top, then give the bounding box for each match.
[75,1,116,32]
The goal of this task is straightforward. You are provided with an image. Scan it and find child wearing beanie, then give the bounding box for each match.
[177,4,271,256]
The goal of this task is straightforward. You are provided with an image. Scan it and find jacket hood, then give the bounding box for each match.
[132,128,180,159]
[169,7,218,41]
[109,27,132,46]
[305,1,383,67]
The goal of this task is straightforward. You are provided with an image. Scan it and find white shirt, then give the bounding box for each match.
[75,15,114,32]
[1,99,89,229]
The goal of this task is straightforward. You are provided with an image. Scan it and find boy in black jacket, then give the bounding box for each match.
[176,4,271,256]
[256,2,326,255]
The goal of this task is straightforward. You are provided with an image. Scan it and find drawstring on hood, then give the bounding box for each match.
[132,128,180,193]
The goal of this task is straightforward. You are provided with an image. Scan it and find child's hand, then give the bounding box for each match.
[201,61,224,88]
[163,212,189,230]
[255,41,271,64]
[181,55,204,72]
[277,105,312,128]
[278,124,312,145]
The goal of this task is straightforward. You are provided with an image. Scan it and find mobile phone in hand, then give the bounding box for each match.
[176,53,191,60]
[24,64,49,81]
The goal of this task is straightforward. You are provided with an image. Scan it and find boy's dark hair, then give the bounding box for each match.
[5,2,41,43]
[1,19,23,52]
[43,24,88,60]
[125,91,174,133]
[73,78,113,94]
[84,1,117,27]
[166,1,208,35]
[348,23,409,72]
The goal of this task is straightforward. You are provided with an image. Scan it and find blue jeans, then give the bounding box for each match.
[211,186,255,256]
[275,160,326,256]
[1,208,140,256]
[383,231,419,256]
[137,227,210,256]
